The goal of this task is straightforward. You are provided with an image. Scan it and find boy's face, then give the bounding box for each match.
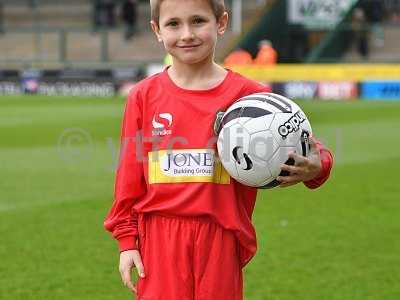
[151,0,228,65]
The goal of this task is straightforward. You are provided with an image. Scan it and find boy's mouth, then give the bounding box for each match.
[178,44,201,49]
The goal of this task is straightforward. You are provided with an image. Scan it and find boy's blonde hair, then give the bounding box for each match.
[150,0,226,24]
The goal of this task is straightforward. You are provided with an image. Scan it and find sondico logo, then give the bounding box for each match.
[152,113,172,136]
[278,111,306,139]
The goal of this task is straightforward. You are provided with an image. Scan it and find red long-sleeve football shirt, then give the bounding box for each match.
[104,69,333,266]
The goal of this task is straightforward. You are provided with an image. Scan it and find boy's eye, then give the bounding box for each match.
[166,21,178,27]
[193,18,205,24]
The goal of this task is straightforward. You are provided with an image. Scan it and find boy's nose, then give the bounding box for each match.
[181,26,195,41]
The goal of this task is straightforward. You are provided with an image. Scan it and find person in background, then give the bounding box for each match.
[352,7,369,60]
[388,0,400,22]
[360,0,384,47]
[253,39,277,65]
[105,0,117,27]
[0,1,3,34]
[93,0,116,29]
[121,0,138,40]
[223,48,253,65]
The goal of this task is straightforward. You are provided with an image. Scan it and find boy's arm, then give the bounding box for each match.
[104,88,146,252]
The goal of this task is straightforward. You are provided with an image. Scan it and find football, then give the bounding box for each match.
[215,92,312,188]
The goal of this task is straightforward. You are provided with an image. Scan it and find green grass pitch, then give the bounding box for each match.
[0,96,399,300]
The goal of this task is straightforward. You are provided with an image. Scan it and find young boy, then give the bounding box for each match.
[104,0,333,299]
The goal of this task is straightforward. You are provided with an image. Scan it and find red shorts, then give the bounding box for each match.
[136,213,243,300]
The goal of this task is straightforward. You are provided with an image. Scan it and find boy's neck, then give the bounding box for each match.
[167,59,228,90]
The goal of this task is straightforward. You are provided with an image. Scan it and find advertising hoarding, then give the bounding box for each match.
[288,0,356,29]
[361,81,400,100]
[318,81,358,100]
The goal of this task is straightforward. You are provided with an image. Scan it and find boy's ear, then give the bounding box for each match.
[217,12,229,36]
[150,20,163,42]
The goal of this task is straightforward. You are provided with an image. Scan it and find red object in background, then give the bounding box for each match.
[224,49,253,65]
[318,81,358,100]
[254,41,277,65]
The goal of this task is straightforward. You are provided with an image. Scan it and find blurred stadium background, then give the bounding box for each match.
[0,0,399,299]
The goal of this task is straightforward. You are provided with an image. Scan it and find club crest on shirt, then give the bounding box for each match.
[152,113,173,136]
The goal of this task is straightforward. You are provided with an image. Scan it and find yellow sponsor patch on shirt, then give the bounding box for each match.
[148,149,230,184]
